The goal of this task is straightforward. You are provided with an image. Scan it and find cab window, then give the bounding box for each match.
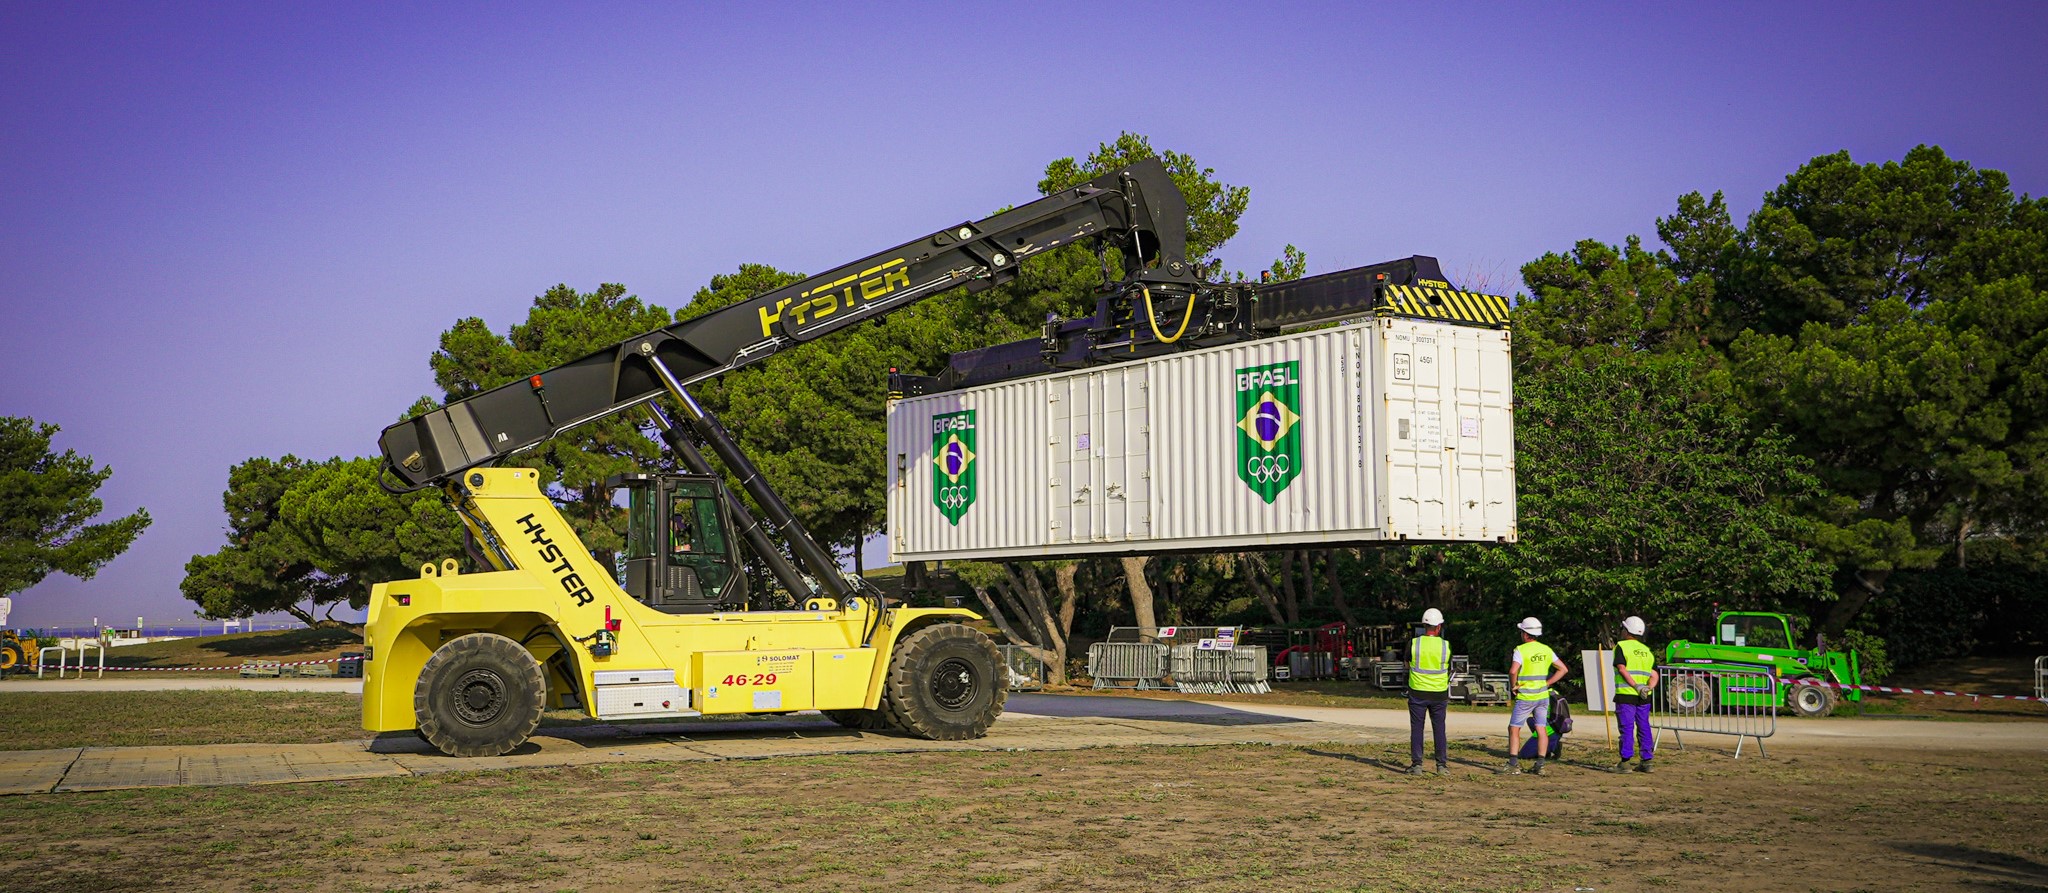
[1728,616,1789,649]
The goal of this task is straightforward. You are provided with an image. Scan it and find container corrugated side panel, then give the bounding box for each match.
[888,378,1048,560]
[1151,327,1377,543]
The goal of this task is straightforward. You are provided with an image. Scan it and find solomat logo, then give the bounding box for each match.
[1235,361,1302,504]
[931,410,977,525]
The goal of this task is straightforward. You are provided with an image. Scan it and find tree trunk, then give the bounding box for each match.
[1050,563,1080,685]
[1006,564,1066,657]
[1005,564,1068,689]
[1278,550,1300,625]
[1120,556,1157,635]
[969,586,1031,645]
[994,569,1052,649]
[1299,550,1318,608]
[1242,554,1286,626]
[1821,569,1891,641]
[1325,550,1358,625]
[1957,513,1972,570]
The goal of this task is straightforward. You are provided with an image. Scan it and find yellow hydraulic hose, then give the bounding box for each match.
[1142,287,1196,344]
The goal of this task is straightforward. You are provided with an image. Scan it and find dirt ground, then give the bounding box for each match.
[5,734,2044,893]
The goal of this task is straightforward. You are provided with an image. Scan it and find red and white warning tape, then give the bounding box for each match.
[1798,677,2047,704]
[43,657,354,672]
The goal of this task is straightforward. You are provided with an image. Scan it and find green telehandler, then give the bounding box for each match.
[1663,611,1862,717]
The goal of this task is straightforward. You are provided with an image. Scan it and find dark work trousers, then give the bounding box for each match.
[1408,695,1448,766]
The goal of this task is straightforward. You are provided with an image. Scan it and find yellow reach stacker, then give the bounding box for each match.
[364,158,1501,756]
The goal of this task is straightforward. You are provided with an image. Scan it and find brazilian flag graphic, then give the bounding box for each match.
[1234,361,1302,504]
[931,410,977,525]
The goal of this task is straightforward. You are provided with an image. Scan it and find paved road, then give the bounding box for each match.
[2,677,363,693]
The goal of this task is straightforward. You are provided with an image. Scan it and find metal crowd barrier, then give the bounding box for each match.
[1087,642,1170,690]
[1170,645,1270,694]
[997,645,1046,691]
[1650,665,1777,758]
[2036,656,2046,701]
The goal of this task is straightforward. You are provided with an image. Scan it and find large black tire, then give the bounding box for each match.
[414,633,546,758]
[1787,680,1839,718]
[882,623,1006,740]
[822,708,901,732]
[0,640,24,674]
[1667,675,1715,715]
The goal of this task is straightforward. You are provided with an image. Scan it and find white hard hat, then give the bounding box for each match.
[1517,616,1543,636]
[1622,616,1646,636]
[1421,608,1444,626]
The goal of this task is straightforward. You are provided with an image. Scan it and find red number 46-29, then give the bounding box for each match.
[719,673,778,686]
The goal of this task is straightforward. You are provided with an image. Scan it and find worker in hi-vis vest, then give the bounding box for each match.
[1506,616,1569,775]
[1406,608,1451,775]
[1613,615,1660,773]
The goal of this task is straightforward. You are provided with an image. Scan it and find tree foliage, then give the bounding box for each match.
[1466,352,1834,648]
[430,283,676,557]
[181,456,462,626]
[1511,145,2048,650]
[0,416,151,597]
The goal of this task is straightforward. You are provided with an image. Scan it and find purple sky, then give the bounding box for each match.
[5,3,2045,629]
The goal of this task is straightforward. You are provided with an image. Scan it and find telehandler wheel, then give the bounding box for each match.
[1787,680,1838,718]
[822,708,902,732]
[413,633,546,758]
[1667,675,1715,715]
[882,623,1006,741]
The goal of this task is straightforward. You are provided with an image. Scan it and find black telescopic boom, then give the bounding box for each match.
[644,405,813,605]
[379,158,1194,492]
[639,346,851,605]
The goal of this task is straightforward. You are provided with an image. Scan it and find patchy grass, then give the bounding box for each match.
[0,691,365,750]
[6,742,2045,892]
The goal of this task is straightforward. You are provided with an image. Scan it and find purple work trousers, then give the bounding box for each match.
[1616,700,1654,762]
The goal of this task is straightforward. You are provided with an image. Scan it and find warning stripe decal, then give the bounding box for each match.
[1378,284,1511,327]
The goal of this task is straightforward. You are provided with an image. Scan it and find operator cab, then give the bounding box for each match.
[611,472,747,613]
[1715,612,1793,650]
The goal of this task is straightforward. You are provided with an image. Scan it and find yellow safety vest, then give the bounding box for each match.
[1512,641,1557,701]
[1615,639,1656,697]
[1407,635,1450,693]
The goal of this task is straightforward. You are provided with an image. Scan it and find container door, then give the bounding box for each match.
[1047,378,1096,544]
[1445,325,1516,539]
[1381,320,1451,537]
[1095,365,1149,542]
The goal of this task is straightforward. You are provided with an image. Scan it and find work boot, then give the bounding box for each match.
[1503,758,1521,775]
[1437,763,1450,776]
[1530,759,1546,776]
[1406,763,1425,776]
[1636,760,1654,774]
[1612,760,1631,774]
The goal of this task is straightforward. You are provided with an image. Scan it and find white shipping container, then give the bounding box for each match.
[887,318,1515,561]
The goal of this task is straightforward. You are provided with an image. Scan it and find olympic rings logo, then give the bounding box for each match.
[1245,455,1292,482]
[937,485,973,509]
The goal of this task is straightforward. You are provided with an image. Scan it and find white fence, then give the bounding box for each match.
[1650,666,1778,758]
